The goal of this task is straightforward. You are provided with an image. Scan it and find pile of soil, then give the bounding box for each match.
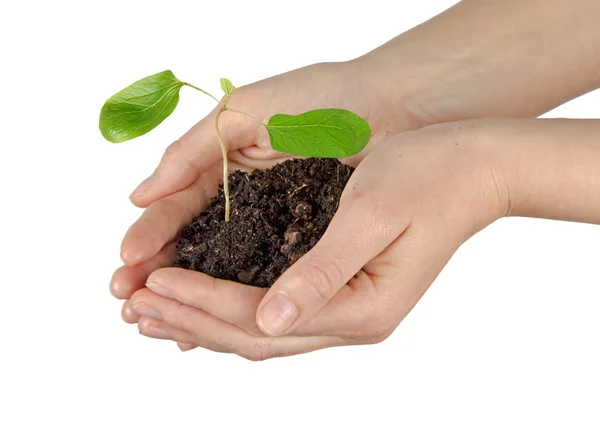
[174,158,353,287]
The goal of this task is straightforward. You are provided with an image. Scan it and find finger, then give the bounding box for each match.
[291,224,440,339]
[110,243,176,300]
[255,172,410,337]
[137,316,197,343]
[285,275,371,337]
[145,267,265,335]
[140,251,393,340]
[131,288,347,360]
[177,342,197,352]
[129,100,259,208]
[121,300,140,324]
[121,168,220,266]
[131,287,254,353]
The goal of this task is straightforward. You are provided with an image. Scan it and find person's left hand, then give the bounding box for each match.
[118,119,510,359]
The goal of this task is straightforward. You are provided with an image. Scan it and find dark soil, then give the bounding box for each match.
[174,158,353,287]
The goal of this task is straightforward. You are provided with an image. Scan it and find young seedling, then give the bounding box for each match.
[99,70,371,221]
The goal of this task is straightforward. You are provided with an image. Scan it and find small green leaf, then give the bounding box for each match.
[265,108,371,158]
[220,78,235,96]
[99,70,184,143]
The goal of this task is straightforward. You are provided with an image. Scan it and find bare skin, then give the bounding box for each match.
[110,0,600,358]
[117,119,600,359]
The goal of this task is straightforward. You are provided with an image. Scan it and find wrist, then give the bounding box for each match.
[350,46,450,127]
[388,120,512,239]
[421,120,512,236]
[351,0,600,128]
[482,119,600,224]
[455,119,514,232]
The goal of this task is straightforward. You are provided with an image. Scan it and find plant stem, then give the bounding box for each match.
[224,107,265,125]
[183,82,220,103]
[183,84,259,222]
[215,106,230,222]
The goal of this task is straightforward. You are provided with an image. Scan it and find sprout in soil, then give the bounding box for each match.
[99,70,371,221]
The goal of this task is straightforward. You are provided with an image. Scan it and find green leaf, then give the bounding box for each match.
[99,70,184,143]
[220,78,235,96]
[265,108,371,158]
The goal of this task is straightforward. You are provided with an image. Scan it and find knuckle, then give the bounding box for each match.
[160,139,197,174]
[342,191,393,230]
[299,260,343,304]
[162,139,182,162]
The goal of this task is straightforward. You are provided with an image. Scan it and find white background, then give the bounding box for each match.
[1,1,599,445]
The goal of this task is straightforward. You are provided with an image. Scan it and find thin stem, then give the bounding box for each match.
[224,107,265,125]
[215,106,230,222]
[184,83,260,222]
[183,82,220,103]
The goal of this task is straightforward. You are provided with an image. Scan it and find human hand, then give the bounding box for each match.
[110,0,600,355]
[116,120,509,358]
[110,59,432,349]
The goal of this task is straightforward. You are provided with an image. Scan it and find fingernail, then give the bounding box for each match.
[131,303,162,320]
[145,281,173,299]
[258,293,299,336]
[143,325,171,340]
[130,174,155,199]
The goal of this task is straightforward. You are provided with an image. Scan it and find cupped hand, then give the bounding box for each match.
[114,120,510,359]
[121,61,425,257]
[110,60,429,349]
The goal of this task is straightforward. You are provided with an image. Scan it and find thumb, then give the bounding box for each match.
[129,105,257,208]
[256,190,407,337]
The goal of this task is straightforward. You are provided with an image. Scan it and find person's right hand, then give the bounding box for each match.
[109,60,432,349]
[113,117,600,359]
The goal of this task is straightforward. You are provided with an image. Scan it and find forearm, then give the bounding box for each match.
[356,0,600,123]
[487,118,600,224]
